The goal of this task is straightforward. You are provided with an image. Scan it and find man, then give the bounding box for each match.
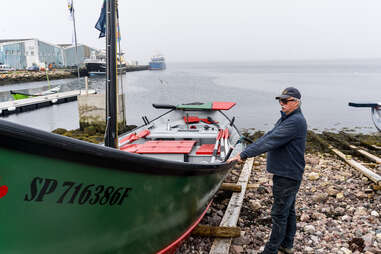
[228,87,307,254]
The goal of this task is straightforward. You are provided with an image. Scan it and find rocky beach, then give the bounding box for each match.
[175,132,381,254]
[0,70,76,85]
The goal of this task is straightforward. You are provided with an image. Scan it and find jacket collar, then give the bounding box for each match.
[280,107,301,121]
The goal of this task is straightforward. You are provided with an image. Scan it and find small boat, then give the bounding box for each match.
[0,101,244,254]
[10,86,61,100]
[149,55,166,70]
[349,102,381,132]
[84,50,126,76]
[0,1,245,253]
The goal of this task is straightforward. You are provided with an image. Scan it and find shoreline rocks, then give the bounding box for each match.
[0,70,76,85]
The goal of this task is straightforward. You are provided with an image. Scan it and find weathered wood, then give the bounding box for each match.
[349,144,381,164]
[192,225,241,238]
[331,147,381,186]
[220,183,242,192]
[209,158,254,254]
[247,183,260,189]
[311,132,381,186]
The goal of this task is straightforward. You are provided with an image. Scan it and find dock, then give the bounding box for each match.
[0,89,96,116]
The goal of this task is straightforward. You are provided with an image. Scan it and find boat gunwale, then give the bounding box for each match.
[0,119,236,176]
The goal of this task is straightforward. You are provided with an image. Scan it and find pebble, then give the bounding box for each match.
[308,172,320,181]
[341,247,352,254]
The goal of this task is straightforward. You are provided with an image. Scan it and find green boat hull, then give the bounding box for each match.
[0,120,233,254]
[11,93,32,100]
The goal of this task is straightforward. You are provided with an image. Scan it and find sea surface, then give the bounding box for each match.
[1,60,380,133]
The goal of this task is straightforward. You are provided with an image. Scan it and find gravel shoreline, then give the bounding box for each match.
[175,152,381,254]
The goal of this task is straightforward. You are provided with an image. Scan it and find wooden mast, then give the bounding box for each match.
[104,0,118,148]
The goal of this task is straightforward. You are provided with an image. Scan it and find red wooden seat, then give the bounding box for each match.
[136,140,196,154]
[196,144,220,155]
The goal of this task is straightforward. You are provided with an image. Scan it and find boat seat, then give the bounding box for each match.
[120,140,196,154]
[120,140,197,162]
[136,140,196,154]
[195,144,220,155]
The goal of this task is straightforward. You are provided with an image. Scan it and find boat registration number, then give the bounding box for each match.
[24,177,132,206]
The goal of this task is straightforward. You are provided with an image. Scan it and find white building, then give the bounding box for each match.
[0,39,100,69]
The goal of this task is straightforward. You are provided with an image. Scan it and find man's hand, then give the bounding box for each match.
[227,154,242,163]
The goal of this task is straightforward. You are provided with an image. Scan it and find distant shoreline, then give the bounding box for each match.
[0,70,75,86]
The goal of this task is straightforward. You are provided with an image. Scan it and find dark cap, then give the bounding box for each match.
[275,87,301,100]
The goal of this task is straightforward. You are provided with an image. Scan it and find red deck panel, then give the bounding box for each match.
[196,144,220,155]
[136,140,196,154]
[212,101,236,110]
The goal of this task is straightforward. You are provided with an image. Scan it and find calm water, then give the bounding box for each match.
[1,60,381,133]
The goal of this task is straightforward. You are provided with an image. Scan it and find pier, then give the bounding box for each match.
[0,89,96,116]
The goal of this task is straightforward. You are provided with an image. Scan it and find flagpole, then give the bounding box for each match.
[104,0,118,148]
[71,1,81,86]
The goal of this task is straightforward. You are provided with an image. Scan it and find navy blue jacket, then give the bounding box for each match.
[240,107,307,181]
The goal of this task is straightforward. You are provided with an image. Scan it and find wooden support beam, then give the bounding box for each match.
[209,158,254,254]
[247,183,260,189]
[192,225,241,238]
[311,132,381,186]
[349,144,381,164]
[331,147,381,186]
[220,183,242,192]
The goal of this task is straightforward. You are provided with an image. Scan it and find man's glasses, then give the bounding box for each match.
[279,98,296,104]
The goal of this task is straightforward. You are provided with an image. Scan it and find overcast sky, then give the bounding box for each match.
[1,0,381,63]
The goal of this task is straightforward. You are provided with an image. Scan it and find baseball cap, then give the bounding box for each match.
[275,87,301,100]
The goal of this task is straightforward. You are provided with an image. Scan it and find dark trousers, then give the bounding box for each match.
[263,175,301,254]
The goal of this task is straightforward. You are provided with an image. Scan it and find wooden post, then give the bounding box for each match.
[85,76,89,95]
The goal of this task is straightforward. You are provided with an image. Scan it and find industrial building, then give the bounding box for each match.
[59,44,100,68]
[0,39,100,69]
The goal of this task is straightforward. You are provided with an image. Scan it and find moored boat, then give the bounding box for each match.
[0,101,244,253]
[0,0,245,253]
[84,50,126,76]
[149,55,166,70]
[349,102,381,132]
[10,86,61,100]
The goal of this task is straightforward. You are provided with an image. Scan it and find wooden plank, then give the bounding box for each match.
[331,147,381,186]
[219,183,242,192]
[349,144,381,164]
[192,225,241,238]
[209,158,254,254]
[247,183,260,189]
